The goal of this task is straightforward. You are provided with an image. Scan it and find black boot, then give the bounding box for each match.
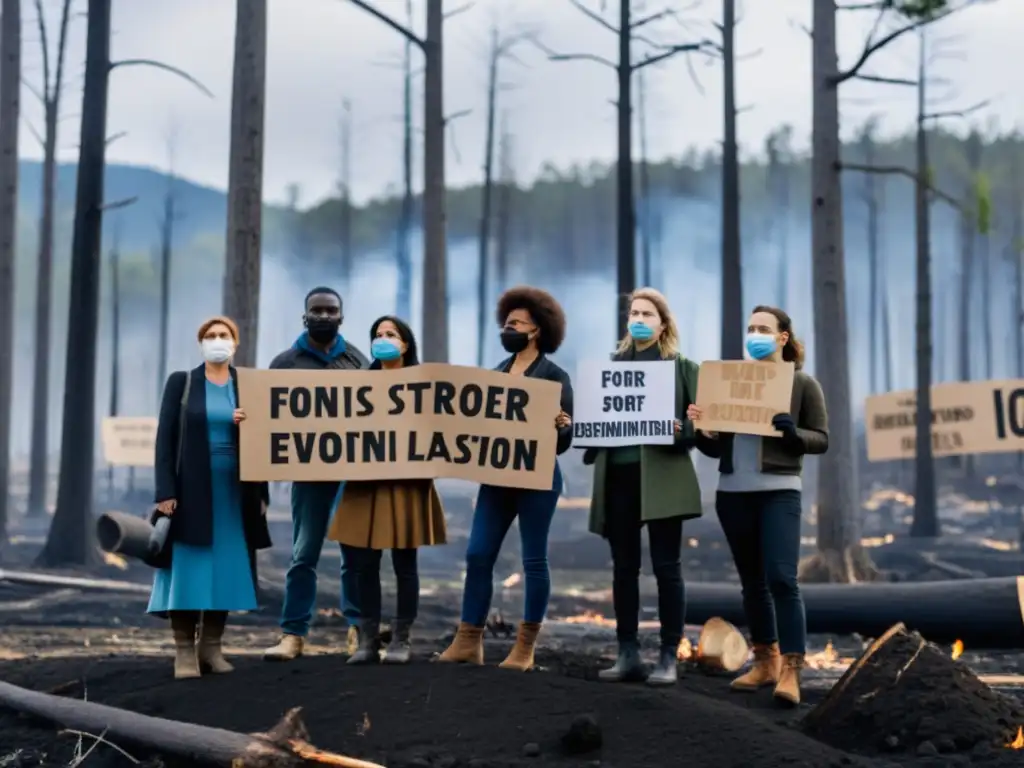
[598,640,647,682]
[646,645,679,687]
[383,620,412,664]
[347,619,381,665]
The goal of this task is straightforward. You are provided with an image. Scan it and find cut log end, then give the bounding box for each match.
[798,545,881,584]
[803,622,1024,757]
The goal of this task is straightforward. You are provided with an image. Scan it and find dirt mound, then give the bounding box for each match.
[803,625,1024,765]
[0,650,887,768]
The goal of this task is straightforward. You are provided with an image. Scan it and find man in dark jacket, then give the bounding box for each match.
[264,286,369,661]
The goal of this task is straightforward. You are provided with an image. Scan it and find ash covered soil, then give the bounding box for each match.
[1,636,1022,768]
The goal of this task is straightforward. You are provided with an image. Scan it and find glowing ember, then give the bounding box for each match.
[804,640,856,671]
[951,639,964,660]
[1007,726,1023,749]
[357,712,371,736]
[563,610,616,628]
[501,573,522,589]
[677,637,693,661]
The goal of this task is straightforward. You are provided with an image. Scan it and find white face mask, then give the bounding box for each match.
[202,338,235,363]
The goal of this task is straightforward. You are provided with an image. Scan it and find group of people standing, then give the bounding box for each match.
[148,283,828,708]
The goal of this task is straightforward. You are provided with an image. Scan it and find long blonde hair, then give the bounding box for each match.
[615,287,681,358]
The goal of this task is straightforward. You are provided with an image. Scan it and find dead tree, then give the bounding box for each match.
[540,0,706,336]
[156,131,179,402]
[1011,141,1023,472]
[764,125,793,308]
[395,0,415,321]
[339,98,353,285]
[637,67,651,286]
[476,26,530,367]
[106,221,121,498]
[36,0,211,567]
[718,0,741,359]
[857,117,884,394]
[347,0,451,362]
[222,0,267,368]
[804,0,965,580]
[0,0,21,547]
[494,114,514,288]
[25,0,72,520]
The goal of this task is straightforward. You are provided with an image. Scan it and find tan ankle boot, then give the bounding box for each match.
[773,652,804,705]
[731,642,781,691]
[197,611,234,674]
[263,634,304,661]
[499,622,541,671]
[436,622,484,664]
[169,611,200,680]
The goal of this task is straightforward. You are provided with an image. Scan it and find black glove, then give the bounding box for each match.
[771,413,799,443]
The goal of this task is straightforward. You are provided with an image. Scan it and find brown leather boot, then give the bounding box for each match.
[774,652,804,706]
[498,622,541,671]
[197,611,234,674]
[436,622,484,664]
[169,611,200,680]
[263,634,304,661]
[731,642,781,691]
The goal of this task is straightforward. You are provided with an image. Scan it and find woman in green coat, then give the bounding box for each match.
[582,287,702,687]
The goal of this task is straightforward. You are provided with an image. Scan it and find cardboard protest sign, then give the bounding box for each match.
[236,364,563,490]
[101,417,158,467]
[694,361,795,437]
[572,359,676,448]
[865,379,1024,461]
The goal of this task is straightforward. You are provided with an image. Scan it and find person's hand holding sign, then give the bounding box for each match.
[233,408,246,425]
[555,410,572,428]
[686,404,718,439]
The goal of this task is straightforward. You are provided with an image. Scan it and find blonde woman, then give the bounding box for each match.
[583,288,702,687]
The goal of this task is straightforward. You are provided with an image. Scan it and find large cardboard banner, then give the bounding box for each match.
[101,417,158,467]
[572,359,676,448]
[694,361,795,437]
[236,364,563,490]
[865,379,1024,461]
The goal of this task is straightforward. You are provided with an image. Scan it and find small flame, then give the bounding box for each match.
[562,610,616,628]
[951,639,964,660]
[677,637,693,661]
[502,573,522,589]
[1007,726,1023,749]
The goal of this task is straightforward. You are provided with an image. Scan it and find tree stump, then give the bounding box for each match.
[803,623,1024,757]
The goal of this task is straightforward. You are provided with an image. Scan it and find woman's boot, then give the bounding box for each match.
[598,638,647,682]
[774,652,804,706]
[383,619,413,664]
[197,611,234,674]
[347,619,381,664]
[436,622,484,664]
[646,645,679,687]
[731,643,781,691]
[169,611,200,679]
[498,622,541,671]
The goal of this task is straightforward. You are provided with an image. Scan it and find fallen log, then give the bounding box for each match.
[802,623,1024,757]
[684,576,1024,649]
[0,568,151,594]
[0,680,384,768]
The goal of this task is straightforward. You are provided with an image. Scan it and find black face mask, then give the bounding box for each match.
[306,317,340,345]
[500,328,530,354]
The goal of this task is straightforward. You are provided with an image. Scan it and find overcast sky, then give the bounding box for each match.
[15,0,1022,206]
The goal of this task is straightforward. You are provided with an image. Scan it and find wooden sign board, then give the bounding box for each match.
[694,360,795,437]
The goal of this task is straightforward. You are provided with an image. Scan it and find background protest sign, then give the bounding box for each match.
[101,417,157,467]
[864,379,1024,461]
[695,361,795,437]
[236,364,562,490]
[572,359,676,448]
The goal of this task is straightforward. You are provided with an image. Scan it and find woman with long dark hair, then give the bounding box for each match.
[326,315,447,664]
[689,305,828,706]
[438,286,573,672]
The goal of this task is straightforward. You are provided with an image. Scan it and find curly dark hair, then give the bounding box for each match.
[752,304,805,370]
[496,285,567,354]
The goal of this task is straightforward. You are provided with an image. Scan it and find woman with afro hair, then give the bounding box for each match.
[438,286,573,672]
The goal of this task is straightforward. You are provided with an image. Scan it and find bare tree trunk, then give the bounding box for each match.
[881,274,893,392]
[156,172,175,398]
[1013,146,1023,473]
[339,98,353,285]
[808,0,867,581]
[637,67,651,287]
[860,124,881,393]
[27,0,72,519]
[719,0,742,360]
[420,0,447,361]
[221,0,267,368]
[395,0,414,321]
[35,0,111,567]
[475,26,499,367]
[979,230,992,378]
[958,131,981,478]
[494,116,513,288]
[106,223,120,498]
[614,0,636,337]
[0,0,21,545]
[910,29,937,538]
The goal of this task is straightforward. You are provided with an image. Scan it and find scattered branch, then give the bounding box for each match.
[443,2,473,21]
[20,75,45,106]
[444,108,472,126]
[839,162,960,208]
[924,98,989,121]
[854,73,917,86]
[108,60,214,98]
[569,0,619,34]
[631,8,675,29]
[635,42,703,70]
[21,117,45,148]
[833,7,952,85]
[344,0,425,49]
[105,131,127,147]
[32,0,51,101]
[532,37,617,69]
[59,729,139,764]
[99,197,138,212]
[839,1,887,9]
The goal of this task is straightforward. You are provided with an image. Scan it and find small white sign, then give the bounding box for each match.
[572,359,676,448]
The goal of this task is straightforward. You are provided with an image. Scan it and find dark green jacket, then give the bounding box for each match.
[584,354,703,537]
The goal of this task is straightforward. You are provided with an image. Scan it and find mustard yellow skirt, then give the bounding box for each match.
[327,480,447,550]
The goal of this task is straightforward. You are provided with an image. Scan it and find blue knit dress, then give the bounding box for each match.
[147,379,258,613]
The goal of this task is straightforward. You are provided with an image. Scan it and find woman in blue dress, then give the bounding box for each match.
[149,316,272,679]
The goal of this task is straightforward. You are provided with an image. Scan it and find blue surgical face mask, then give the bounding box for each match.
[371,338,402,362]
[745,333,777,361]
[629,322,654,342]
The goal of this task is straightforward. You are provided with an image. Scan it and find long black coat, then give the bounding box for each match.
[153,365,272,570]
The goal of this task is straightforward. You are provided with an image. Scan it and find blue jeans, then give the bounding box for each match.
[716,489,807,654]
[340,545,419,623]
[460,466,563,626]
[279,481,360,636]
